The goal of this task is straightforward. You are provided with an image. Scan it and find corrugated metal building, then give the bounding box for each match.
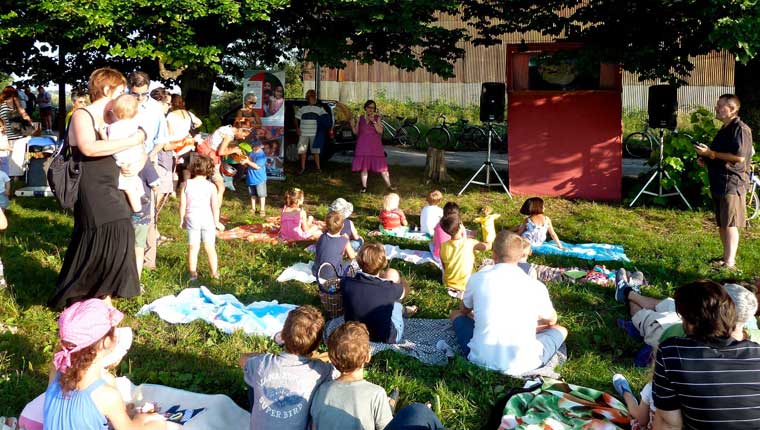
[304,16,734,110]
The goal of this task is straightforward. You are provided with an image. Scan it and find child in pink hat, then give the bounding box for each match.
[42,299,167,430]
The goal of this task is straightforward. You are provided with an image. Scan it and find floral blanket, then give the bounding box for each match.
[499,379,630,430]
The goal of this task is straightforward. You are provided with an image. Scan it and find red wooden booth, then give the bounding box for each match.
[507,42,622,201]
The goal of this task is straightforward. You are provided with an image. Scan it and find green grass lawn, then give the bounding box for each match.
[1,161,758,429]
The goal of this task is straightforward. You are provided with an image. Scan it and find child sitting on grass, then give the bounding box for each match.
[379,192,407,232]
[309,321,394,430]
[313,211,357,278]
[473,206,500,244]
[420,189,443,236]
[329,198,363,250]
[179,156,223,281]
[240,305,336,430]
[341,242,417,344]
[43,299,167,430]
[440,213,490,298]
[280,187,322,241]
[517,197,563,249]
[431,202,460,259]
[612,374,654,430]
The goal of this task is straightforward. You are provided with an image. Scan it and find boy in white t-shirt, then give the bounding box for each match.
[420,189,443,236]
[107,94,148,213]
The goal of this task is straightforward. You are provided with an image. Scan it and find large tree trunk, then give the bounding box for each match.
[735,58,760,134]
[424,147,450,183]
[180,67,216,118]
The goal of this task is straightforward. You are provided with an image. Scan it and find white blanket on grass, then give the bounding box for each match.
[300,244,441,271]
[137,286,296,337]
[19,377,249,430]
[276,262,317,283]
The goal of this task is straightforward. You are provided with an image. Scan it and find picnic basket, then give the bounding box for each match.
[316,262,355,318]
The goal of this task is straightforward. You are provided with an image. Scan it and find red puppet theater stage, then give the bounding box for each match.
[507,43,623,201]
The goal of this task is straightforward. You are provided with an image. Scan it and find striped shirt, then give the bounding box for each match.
[295,104,326,137]
[653,336,760,429]
[0,103,23,140]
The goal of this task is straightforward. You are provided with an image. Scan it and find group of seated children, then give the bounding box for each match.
[241,305,444,430]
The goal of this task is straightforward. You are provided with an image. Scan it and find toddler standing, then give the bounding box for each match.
[473,206,501,244]
[107,94,152,213]
[179,156,223,281]
[379,192,407,231]
[516,197,563,249]
[239,140,267,216]
[420,190,443,236]
[280,187,322,241]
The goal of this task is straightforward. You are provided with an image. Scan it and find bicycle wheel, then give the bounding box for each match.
[396,125,421,147]
[425,126,451,150]
[624,132,655,158]
[748,186,760,221]
[459,126,487,151]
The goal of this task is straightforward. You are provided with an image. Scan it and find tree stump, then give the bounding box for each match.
[424,147,450,183]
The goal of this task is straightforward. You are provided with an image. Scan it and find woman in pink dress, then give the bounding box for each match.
[350,100,395,193]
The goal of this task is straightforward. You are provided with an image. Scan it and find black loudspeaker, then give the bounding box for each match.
[648,85,678,130]
[480,82,506,122]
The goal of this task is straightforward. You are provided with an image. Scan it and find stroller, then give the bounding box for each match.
[15,136,57,197]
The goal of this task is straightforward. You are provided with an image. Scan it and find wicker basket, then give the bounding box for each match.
[316,262,355,319]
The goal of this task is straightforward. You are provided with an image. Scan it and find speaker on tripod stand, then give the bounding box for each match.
[459,82,511,196]
[630,84,692,209]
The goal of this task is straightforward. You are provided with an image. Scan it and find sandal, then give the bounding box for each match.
[402,305,418,317]
[360,187,367,194]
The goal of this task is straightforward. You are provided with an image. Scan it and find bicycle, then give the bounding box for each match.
[624,129,696,159]
[748,164,760,221]
[379,116,421,147]
[424,114,495,151]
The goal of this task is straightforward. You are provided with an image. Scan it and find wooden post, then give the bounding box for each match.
[424,147,450,183]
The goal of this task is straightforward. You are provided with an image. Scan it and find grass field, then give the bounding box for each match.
[1,161,758,429]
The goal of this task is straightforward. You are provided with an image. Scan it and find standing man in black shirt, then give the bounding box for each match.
[694,94,753,270]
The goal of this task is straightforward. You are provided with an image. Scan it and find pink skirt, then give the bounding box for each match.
[352,156,388,173]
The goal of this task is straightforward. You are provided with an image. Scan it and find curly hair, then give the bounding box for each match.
[285,188,304,208]
[189,155,215,178]
[328,321,370,373]
[59,327,115,392]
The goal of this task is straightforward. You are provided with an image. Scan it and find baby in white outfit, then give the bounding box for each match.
[107,94,145,212]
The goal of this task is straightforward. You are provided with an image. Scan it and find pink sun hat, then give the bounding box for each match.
[53,299,124,372]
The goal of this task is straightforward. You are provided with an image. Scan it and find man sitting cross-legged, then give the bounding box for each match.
[449,230,568,375]
[653,280,760,430]
[615,269,760,348]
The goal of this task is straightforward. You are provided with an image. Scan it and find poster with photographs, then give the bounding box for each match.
[243,70,286,180]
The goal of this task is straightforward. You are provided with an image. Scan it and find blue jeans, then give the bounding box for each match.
[453,315,474,357]
[385,403,445,430]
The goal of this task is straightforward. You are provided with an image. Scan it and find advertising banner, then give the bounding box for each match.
[242,70,285,180]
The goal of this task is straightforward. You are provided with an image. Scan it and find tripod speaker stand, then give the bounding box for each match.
[457,123,512,197]
[629,128,692,209]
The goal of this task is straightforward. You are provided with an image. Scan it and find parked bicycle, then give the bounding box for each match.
[748,164,760,222]
[623,128,695,158]
[379,115,421,147]
[424,114,500,151]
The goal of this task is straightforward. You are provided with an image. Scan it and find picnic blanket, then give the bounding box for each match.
[137,286,296,337]
[276,262,317,283]
[218,216,325,243]
[325,317,459,366]
[368,226,431,242]
[532,241,630,262]
[304,244,441,268]
[498,378,630,430]
[18,377,249,430]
